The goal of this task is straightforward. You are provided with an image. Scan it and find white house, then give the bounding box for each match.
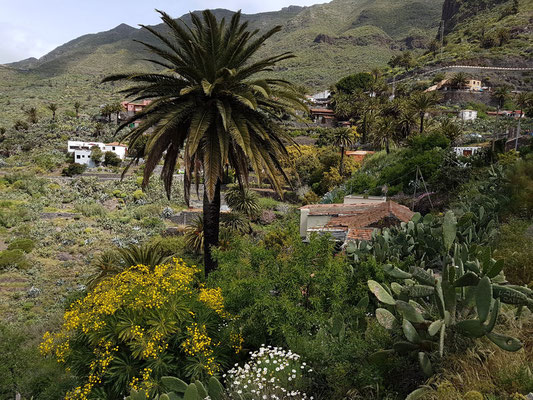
[458,109,478,121]
[453,146,481,157]
[67,141,128,167]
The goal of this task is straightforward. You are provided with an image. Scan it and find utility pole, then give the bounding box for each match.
[439,20,445,59]
[515,110,523,151]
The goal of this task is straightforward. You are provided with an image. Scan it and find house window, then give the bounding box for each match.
[82,155,85,158]
[76,155,80,159]
[112,146,116,151]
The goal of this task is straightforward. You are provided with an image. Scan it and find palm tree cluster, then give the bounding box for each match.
[103,10,306,272]
[332,80,445,153]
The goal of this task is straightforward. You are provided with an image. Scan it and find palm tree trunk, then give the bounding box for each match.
[420,113,425,134]
[339,146,345,176]
[203,179,221,275]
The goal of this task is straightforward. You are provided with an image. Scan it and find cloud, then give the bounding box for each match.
[0,24,57,64]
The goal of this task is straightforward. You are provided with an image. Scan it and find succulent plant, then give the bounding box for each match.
[126,376,226,400]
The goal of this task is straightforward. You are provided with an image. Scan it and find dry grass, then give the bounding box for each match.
[424,309,533,399]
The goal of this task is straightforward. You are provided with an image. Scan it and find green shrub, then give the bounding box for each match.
[7,238,35,253]
[0,249,28,270]
[74,202,107,218]
[133,189,146,201]
[62,163,86,177]
[104,151,121,166]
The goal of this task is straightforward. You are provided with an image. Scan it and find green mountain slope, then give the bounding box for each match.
[3,0,444,84]
[418,0,533,67]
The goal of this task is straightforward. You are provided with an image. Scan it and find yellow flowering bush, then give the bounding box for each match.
[41,259,242,400]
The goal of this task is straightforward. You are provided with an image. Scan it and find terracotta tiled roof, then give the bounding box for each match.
[315,201,414,228]
[310,108,335,114]
[346,228,374,241]
[105,142,127,147]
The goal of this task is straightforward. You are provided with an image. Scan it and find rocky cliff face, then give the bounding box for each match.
[441,0,509,34]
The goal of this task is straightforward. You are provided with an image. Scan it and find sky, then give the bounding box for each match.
[0,0,322,64]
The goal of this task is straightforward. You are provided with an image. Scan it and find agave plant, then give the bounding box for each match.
[87,243,171,288]
[184,215,204,255]
[224,185,261,218]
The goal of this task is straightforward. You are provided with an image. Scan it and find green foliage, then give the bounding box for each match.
[41,260,240,399]
[104,151,121,167]
[62,163,87,177]
[0,322,76,400]
[7,237,35,253]
[335,72,373,94]
[90,145,103,165]
[126,376,226,400]
[0,249,28,270]
[224,186,261,219]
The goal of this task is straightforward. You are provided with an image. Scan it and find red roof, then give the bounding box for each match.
[302,201,414,241]
[310,108,335,114]
[106,142,128,147]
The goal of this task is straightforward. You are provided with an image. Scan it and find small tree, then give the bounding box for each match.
[331,127,357,175]
[497,28,510,46]
[25,107,38,124]
[428,39,440,57]
[90,146,103,166]
[451,72,469,89]
[104,151,121,166]
[74,101,81,118]
[47,103,58,121]
[492,86,510,109]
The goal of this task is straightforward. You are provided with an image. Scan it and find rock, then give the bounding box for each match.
[57,252,74,261]
[161,206,174,219]
[526,393,533,400]
[260,210,276,225]
[313,34,335,44]
[27,286,41,298]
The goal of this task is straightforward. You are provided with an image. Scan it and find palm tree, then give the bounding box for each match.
[103,10,306,273]
[331,127,356,175]
[492,86,510,110]
[74,101,81,118]
[25,107,38,124]
[47,103,58,121]
[515,92,532,150]
[224,185,260,218]
[451,72,468,90]
[373,117,395,154]
[409,92,441,134]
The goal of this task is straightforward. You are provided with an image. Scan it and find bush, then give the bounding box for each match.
[0,249,28,270]
[41,260,241,399]
[104,151,121,166]
[225,185,260,218]
[7,238,35,253]
[62,163,86,177]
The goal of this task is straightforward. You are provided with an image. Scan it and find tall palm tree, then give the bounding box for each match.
[25,107,38,124]
[451,72,468,89]
[515,92,532,150]
[492,86,510,110]
[331,127,356,175]
[373,117,395,154]
[47,103,58,121]
[409,92,441,134]
[103,10,306,273]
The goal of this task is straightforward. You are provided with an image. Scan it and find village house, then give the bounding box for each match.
[345,150,375,163]
[299,196,414,243]
[486,110,525,119]
[67,140,128,167]
[453,146,481,157]
[121,100,152,127]
[458,109,478,121]
[306,90,332,107]
[426,78,484,93]
[310,108,336,127]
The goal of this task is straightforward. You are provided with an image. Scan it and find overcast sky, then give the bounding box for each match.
[0,0,323,64]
